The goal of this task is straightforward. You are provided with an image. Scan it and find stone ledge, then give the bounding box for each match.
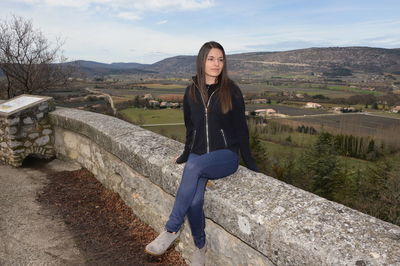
[49,107,400,266]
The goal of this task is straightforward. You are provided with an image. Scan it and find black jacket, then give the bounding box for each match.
[176,78,259,172]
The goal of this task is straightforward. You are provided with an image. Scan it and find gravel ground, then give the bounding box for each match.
[0,158,187,265]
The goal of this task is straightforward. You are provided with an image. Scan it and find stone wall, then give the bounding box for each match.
[0,96,55,166]
[49,107,400,266]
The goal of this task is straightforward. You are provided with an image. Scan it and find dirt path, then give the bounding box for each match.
[0,158,187,265]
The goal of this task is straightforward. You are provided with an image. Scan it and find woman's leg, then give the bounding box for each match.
[166,149,239,239]
[186,177,207,248]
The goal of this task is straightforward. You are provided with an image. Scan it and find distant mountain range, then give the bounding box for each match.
[71,47,400,78]
[4,46,398,79]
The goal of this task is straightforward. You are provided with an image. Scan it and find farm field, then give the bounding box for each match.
[143,125,186,143]
[95,87,186,97]
[135,83,187,89]
[240,82,384,98]
[118,108,184,125]
[277,113,400,149]
[246,104,330,115]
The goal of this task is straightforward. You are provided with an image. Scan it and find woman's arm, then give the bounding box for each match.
[231,85,259,172]
[176,86,194,164]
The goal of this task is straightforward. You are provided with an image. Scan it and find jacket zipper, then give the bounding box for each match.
[195,84,218,153]
[190,130,197,150]
[220,129,228,148]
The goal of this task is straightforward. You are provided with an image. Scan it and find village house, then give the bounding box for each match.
[391,105,400,113]
[148,100,160,108]
[143,94,154,100]
[251,98,268,104]
[160,101,171,108]
[333,106,358,113]
[305,102,322,108]
[332,107,342,113]
[253,108,286,117]
[160,102,180,108]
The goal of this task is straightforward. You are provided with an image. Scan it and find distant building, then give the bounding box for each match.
[332,106,360,113]
[148,100,160,108]
[305,102,322,108]
[251,99,268,104]
[254,108,286,117]
[143,94,154,100]
[160,101,171,108]
[361,87,375,91]
[332,107,342,113]
[391,105,400,113]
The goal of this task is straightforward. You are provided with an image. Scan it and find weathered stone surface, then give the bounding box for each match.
[8,141,22,148]
[42,129,52,135]
[38,103,48,111]
[23,117,34,125]
[6,126,17,135]
[49,108,400,266]
[36,112,44,119]
[34,136,50,146]
[28,133,39,139]
[24,141,32,147]
[7,117,20,126]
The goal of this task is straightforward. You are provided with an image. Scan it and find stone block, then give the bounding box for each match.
[38,103,49,111]
[8,141,22,148]
[24,141,32,147]
[7,117,20,126]
[23,117,34,125]
[6,127,17,135]
[28,133,39,139]
[35,136,50,146]
[42,129,52,135]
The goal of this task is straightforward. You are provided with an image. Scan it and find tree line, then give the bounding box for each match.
[248,120,400,226]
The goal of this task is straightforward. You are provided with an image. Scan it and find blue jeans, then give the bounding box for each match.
[165,149,239,248]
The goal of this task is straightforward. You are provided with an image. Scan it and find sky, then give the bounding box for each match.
[1,0,399,64]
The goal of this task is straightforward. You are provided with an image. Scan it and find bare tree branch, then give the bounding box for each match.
[0,15,70,98]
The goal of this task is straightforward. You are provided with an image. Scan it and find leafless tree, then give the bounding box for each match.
[0,15,70,99]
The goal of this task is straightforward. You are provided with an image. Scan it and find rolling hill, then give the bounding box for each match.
[68,47,400,78]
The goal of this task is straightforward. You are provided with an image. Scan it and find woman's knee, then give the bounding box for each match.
[184,159,202,175]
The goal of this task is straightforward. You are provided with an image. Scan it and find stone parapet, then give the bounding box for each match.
[0,95,55,166]
[49,107,400,266]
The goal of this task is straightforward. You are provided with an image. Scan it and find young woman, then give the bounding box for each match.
[145,41,259,265]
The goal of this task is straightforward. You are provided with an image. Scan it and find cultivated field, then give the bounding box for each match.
[246,104,330,115]
[277,113,400,149]
[119,108,183,125]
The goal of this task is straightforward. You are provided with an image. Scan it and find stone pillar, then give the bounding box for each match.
[0,94,55,167]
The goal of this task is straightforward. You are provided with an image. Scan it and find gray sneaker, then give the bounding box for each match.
[191,241,207,266]
[145,231,180,256]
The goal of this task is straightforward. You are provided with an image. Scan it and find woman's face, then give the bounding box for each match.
[205,48,224,84]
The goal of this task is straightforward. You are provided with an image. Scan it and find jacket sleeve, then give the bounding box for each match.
[231,85,260,172]
[176,86,194,164]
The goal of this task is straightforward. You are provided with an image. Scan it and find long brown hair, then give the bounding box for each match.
[189,41,232,113]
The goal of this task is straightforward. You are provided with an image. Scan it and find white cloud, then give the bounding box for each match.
[117,12,141,21]
[129,0,215,10]
[157,20,168,25]
[14,0,215,11]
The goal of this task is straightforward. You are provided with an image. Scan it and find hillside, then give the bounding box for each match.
[67,60,155,77]
[67,47,400,78]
